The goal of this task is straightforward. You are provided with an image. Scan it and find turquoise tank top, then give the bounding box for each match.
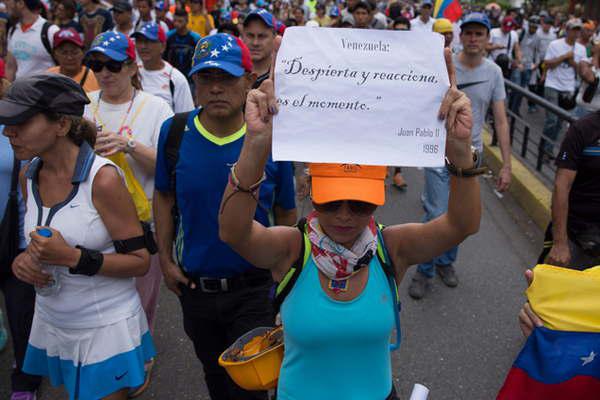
[278,253,395,399]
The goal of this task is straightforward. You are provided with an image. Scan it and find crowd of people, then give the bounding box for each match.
[0,0,598,399]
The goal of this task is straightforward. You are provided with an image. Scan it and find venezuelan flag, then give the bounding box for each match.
[433,0,462,22]
[497,265,600,400]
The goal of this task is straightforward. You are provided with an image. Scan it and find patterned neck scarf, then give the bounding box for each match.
[305,211,378,281]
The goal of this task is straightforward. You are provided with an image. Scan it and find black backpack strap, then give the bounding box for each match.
[79,66,90,87]
[165,111,190,192]
[272,217,309,314]
[10,156,20,194]
[169,67,175,100]
[40,22,57,64]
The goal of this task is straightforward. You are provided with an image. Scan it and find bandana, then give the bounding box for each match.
[305,211,378,280]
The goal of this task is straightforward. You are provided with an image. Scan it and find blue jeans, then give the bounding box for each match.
[417,166,458,278]
[542,87,569,154]
[508,68,533,115]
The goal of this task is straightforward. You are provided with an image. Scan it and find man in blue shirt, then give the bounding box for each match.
[154,33,296,400]
[165,9,201,80]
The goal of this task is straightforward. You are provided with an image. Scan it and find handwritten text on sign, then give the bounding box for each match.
[272,27,449,167]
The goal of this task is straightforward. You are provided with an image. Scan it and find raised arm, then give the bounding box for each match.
[219,37,300,281]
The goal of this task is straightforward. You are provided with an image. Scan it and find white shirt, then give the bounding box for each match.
[8,16,59,78]
[24,153,142,329]
[84,90,174,199]
[544,38,587,92]
[536,28,557,61]
[410,16,435,32]
[138,61,195,113]
[488,28,519,61]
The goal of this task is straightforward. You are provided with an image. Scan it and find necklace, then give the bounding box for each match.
[92,89,137,138]
[328,278,349,293]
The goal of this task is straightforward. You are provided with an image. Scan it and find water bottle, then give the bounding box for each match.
[35,228,61,297]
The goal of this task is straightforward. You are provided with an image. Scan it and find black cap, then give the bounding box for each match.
[111,1,133,12]
[0,74,90,125]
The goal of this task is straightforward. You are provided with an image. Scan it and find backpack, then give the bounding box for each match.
[273,218,402,351]
[9,21,56,64]
[164,111,191,225]
[494,31,512,79]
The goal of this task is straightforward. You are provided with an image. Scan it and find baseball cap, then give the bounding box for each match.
[243,9,277,29]
[502,16,516,30]
[189,33,253,77]
[86,31,136,62]
[460,12,491,32]
[433,18,453,34]
[329,6,340,18]
[421,0,433,7]
[583,21,597,31]
[111,0,132,12]
[154,0,167,10]
[53,28,84,49]
[566,19,583,30]
[528,15,540,24]
[542,15,553,24]
[0,73,90,125]
[131,22,167,43]
[309,164,387,206]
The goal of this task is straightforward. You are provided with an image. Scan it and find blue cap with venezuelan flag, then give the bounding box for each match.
[433,0,462,23]
[497,264,600,399]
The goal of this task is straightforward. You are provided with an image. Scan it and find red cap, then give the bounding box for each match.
[53,28,84,49]
[0,58,5,79]
[502,17,516,30]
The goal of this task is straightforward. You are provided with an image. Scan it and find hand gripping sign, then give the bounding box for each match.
[272,27,450,167]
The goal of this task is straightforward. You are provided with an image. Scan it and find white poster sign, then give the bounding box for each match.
[272,27,450,167]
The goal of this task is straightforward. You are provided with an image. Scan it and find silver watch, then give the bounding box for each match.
[126,139,136,153]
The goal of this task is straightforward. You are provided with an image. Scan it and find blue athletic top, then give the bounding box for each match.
[278,253,395,399]
[154,109,296,278]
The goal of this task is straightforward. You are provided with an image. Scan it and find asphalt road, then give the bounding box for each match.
[0,167,543,400]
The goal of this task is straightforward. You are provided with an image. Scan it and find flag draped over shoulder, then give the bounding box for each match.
[497,264,600,400]
[433,0,462,22]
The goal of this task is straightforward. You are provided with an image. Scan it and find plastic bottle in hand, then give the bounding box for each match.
[34,228,61,297]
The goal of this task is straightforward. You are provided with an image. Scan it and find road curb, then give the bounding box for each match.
[482,130,551,229]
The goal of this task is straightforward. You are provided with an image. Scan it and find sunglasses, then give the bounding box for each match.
[86,59,127,73]
[313,200,377,216]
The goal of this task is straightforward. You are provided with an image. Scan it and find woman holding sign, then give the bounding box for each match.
[219,39,481,399]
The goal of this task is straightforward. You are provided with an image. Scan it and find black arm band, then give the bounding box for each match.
[70,246,104,276]
[113,222,158,254]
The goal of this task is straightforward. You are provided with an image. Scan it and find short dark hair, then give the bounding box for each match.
[174,8,188,18]
[293,6,304,15]
[350,1,372,13]
[59,0,77,19]
[218,22,240,36]
[393,16,410,29]
[138,0,153,7]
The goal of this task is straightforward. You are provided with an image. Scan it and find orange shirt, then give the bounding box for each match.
[47,66,100,93]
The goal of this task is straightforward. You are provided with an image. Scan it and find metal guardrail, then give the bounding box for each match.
[487,79,577,187]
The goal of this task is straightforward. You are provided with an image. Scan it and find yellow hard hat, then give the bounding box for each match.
[219,327,284,390]
[433,18,454,34]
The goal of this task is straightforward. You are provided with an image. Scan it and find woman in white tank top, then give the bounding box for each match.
[2,74,155,400]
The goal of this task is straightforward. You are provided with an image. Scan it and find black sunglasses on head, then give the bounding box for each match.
[313,200,377,216]
[86,59,126,73]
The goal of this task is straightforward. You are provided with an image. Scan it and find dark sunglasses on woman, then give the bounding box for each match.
[313,200,377,216]
[85,59,126,73]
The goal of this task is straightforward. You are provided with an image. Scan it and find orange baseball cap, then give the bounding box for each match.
[309,163,387,206]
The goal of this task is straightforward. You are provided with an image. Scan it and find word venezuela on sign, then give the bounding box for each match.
[272,27,449,167]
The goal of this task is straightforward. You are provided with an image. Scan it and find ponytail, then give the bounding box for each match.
[43,113,98,147]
